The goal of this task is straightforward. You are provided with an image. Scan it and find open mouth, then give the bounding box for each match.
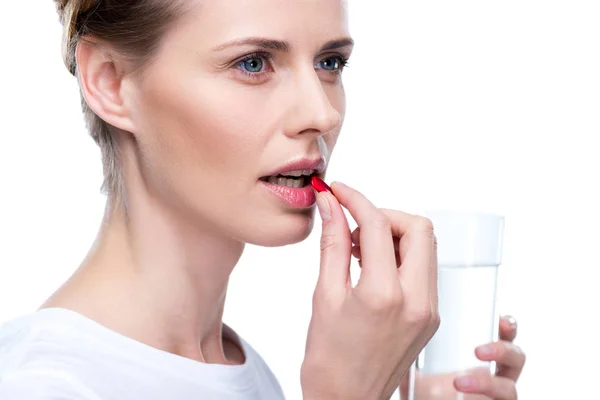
[259,170,318,189]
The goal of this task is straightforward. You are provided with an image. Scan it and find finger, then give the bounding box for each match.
[350,237,400,258]
[475,341,526,382]
[499,315,518,342]
[315,191,352,292]
[398,370,412,399]
[455,375,517,400]
[351,244,361,259]
[476,341,526,381]
[430,229,439,319]
[352,245,401,268]
[351,227,360,245]
[330,182,397,287]
[379,209,436,294]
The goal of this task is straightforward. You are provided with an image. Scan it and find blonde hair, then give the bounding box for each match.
[54,0,185,197]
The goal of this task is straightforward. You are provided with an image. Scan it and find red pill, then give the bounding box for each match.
[311,176,332,194]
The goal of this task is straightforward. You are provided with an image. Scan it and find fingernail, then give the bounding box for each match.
[316,193,331,221]
[477,344,496,357]
[455,376,477,389]
[505,315,517,328]
[331,181,346,189]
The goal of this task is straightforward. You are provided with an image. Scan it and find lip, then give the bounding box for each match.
[259,156,326,209]
[260,157,326,178]
[259,181,317,208]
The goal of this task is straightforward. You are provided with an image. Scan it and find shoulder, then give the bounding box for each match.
[0,309,94,398]
[0,311,42,372]
[0,309,84,379]
[0,310,103,399]
[0,370,100,400]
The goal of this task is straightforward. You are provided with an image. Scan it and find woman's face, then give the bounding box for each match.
[126,0,351,246]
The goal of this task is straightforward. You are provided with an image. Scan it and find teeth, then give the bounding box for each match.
[266,176,306,188]
[284,170,304,177]
[284,178,295,188]
[264,166,318,187]
[280,169,315,177]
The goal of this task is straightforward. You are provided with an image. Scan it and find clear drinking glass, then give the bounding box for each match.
[399,211,505,400]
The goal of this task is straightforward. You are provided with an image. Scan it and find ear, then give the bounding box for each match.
[76,39,136,134]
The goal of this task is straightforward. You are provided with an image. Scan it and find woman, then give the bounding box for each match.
[0,1,525,399]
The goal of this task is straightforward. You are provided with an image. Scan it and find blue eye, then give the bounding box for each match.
[239,57,264,73]
[316,56,346,71]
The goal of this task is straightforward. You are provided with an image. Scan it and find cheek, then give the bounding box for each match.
[135,78,266,189]
[323,108,345,157]
[131,68,346,192]
[325,84,346,150]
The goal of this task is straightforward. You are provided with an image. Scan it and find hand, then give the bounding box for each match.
[301,181,440,400]
[398,315,526,400]
[453,315,525,399]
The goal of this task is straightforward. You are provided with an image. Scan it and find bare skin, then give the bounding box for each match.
[40,1,524,398]
[43,0,351,367]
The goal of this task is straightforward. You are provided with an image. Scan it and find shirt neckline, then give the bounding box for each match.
[31,307,259,392]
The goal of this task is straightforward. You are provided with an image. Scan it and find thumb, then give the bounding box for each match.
[315,191,352,291]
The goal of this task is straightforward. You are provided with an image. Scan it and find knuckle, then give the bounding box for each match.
[431,291,439,313]
[405,302,433,326]
[431,310,441,331]
[477,375,492,391]
[311,286,325,308]
[379,208,397,219]
[310,292,320,311]
[496,341,509,356]
[512,343,524,354]
[514,344,526,363]
[311,285,334,312]
[491,342,516,362]
[414,216,435,234]
[365,287,401,311]
[369,213,391,230]
[319,234,336,252]
[505,341,521,354]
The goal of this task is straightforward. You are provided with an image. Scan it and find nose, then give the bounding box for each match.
[282,69,342,138]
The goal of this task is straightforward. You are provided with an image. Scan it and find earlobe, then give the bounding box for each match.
[76,39,136,133]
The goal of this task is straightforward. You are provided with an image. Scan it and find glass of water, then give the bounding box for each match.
[399,211,505,400]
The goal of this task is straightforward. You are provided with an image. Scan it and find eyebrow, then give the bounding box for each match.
[320,38,354,52]
[211,37,354,53]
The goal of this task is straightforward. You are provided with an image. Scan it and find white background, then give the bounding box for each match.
[1,1,599,399]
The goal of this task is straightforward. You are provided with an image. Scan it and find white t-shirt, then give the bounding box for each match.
[0,308,285,399]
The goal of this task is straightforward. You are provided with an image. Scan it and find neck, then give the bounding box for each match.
[43,188,245,365]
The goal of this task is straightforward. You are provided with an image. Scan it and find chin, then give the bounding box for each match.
[244,211,316,247]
